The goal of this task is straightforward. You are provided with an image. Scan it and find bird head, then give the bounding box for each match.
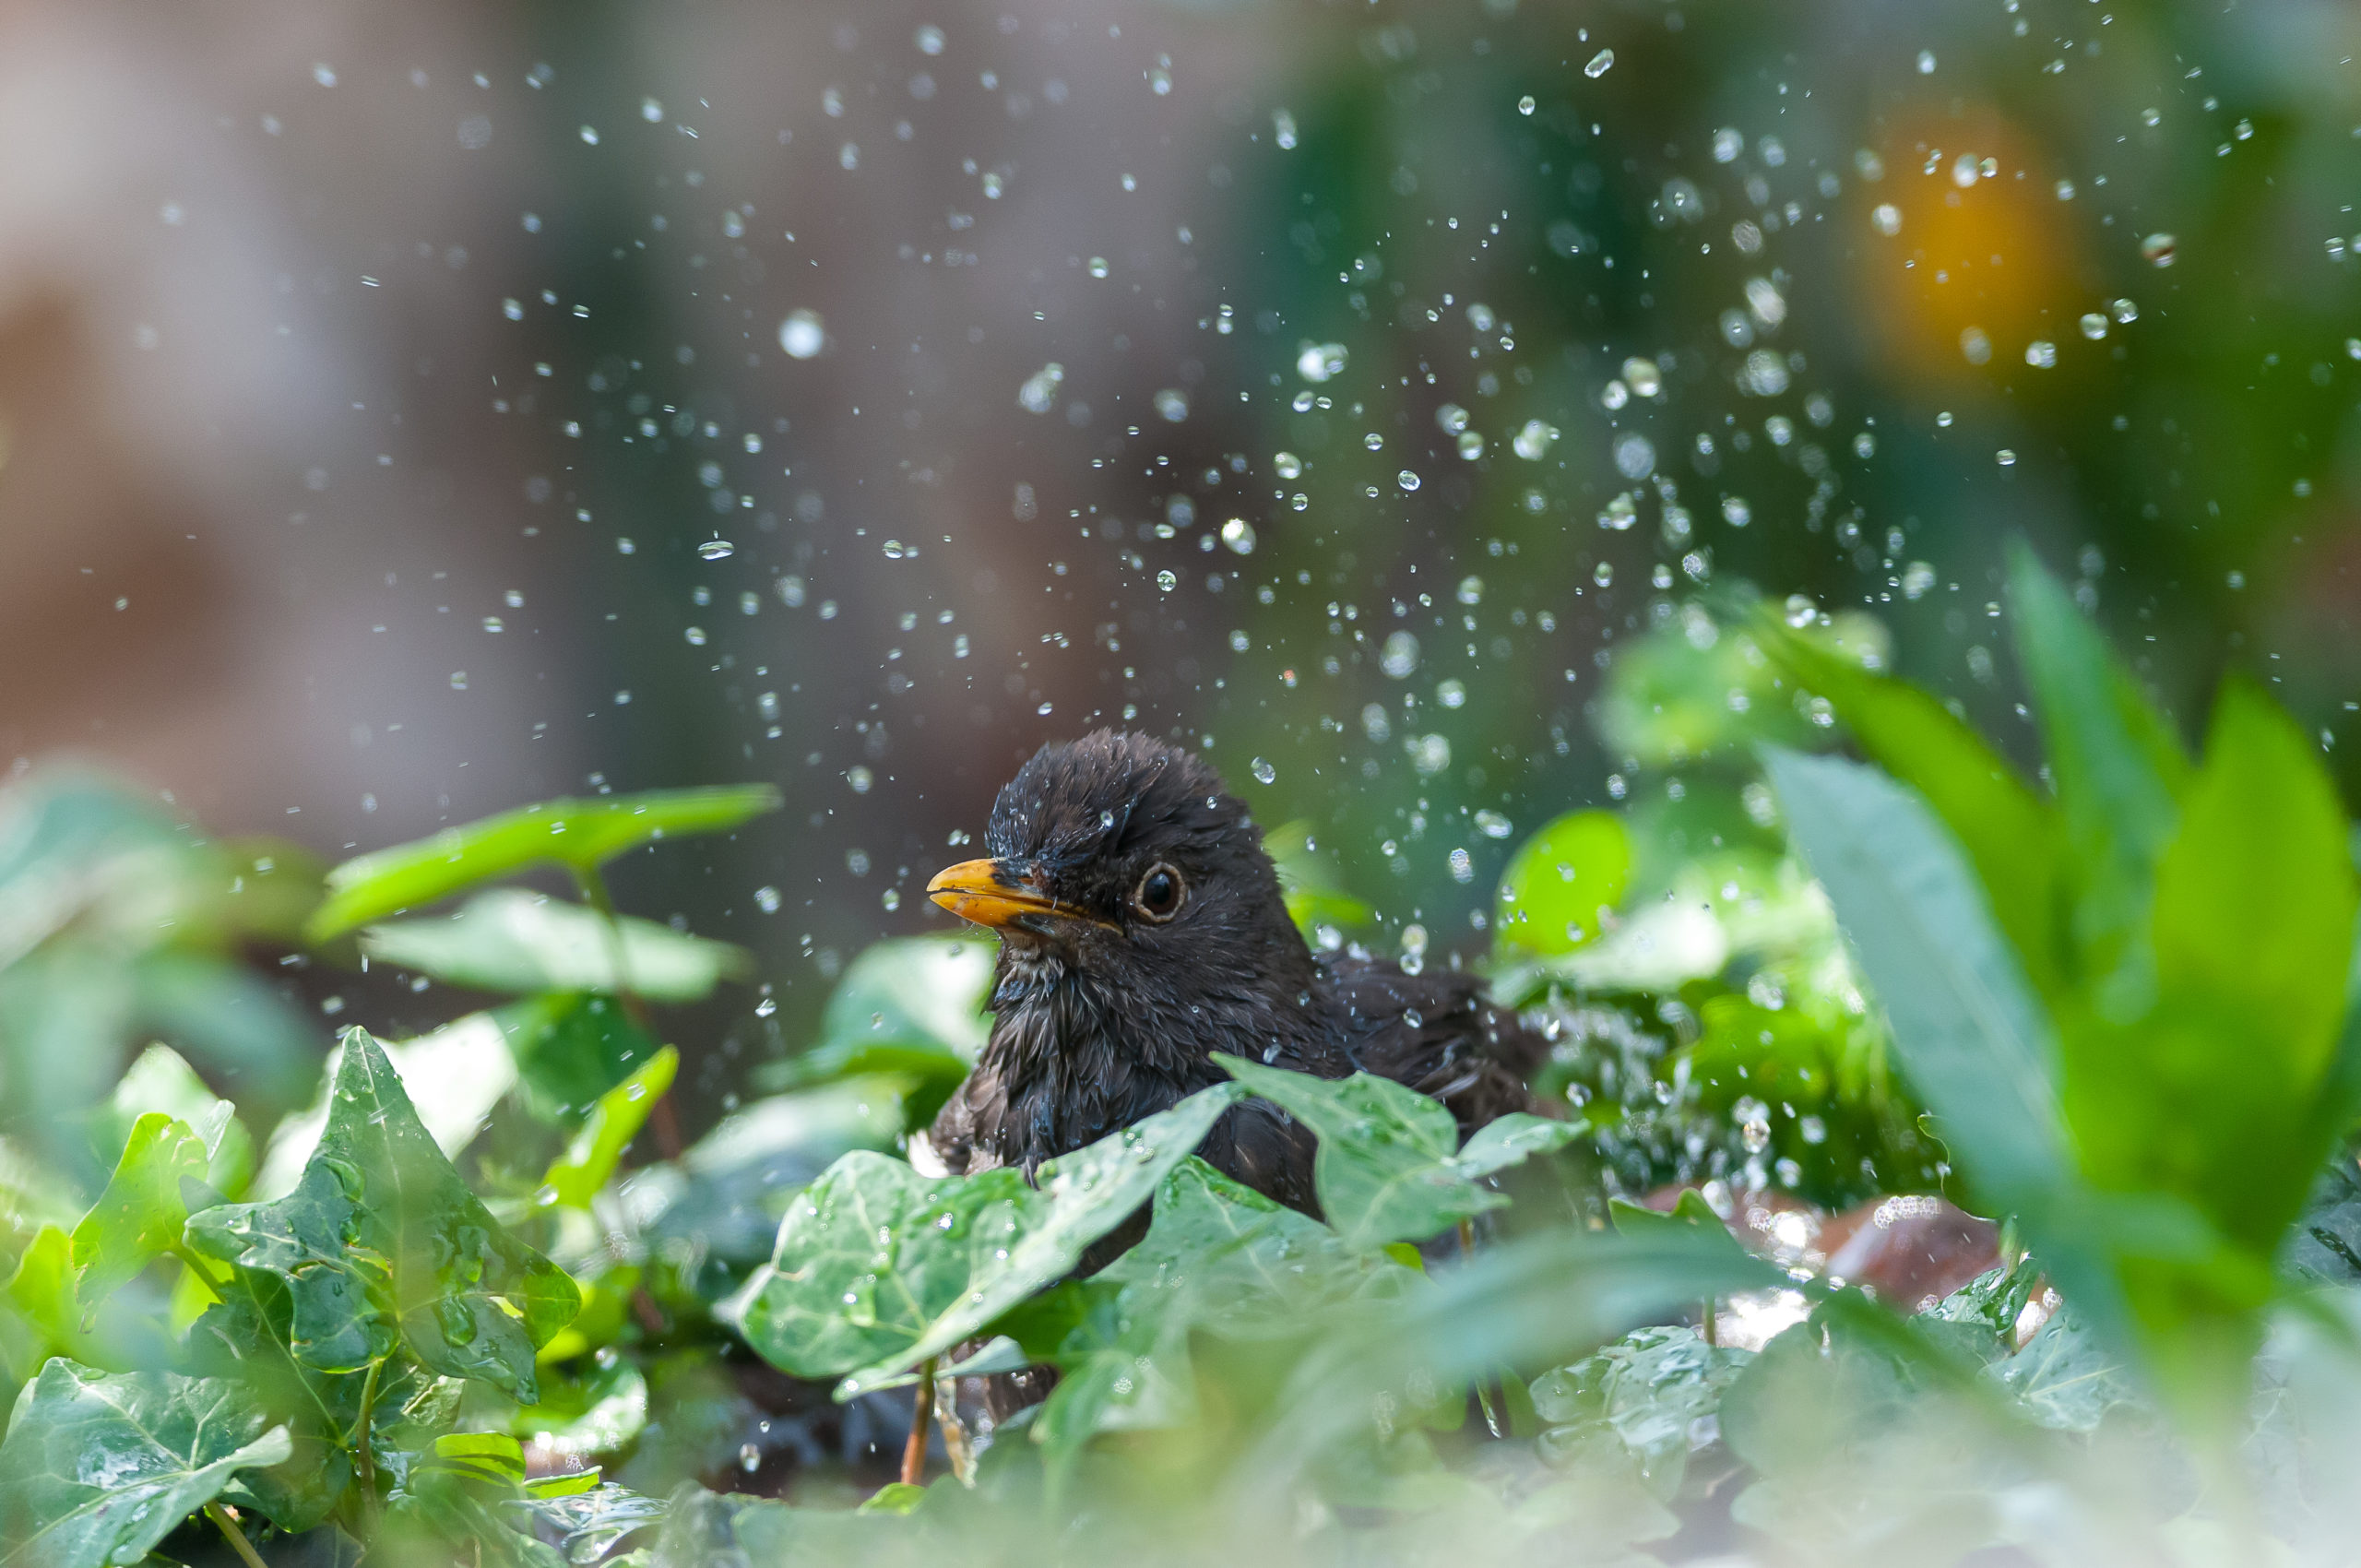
[929,731,1315,996]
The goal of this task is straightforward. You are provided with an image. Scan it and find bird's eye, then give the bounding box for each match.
[1133,862,1186,922]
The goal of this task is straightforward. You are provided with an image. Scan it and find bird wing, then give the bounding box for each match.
[1319,954,1548,1134]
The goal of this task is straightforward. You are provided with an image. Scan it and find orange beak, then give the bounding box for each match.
[927,858,1111,931]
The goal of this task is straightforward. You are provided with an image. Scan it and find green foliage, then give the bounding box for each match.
[538,1047,680,1210]
[68,1112,212,1310]
[187,1027,579,1402]
[0,1360,291,1568]
[1766,549,2361,1423]
[1531,1324,1752,1499]
[306,785,782,942]
[1491,808,1631,956]
[1216,1055,1578,1248]
[754,935,991,1128]
[362,889,751,1002]
[732,1084,1244,1394]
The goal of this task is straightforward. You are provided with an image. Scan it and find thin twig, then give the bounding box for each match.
[206,1503,268,1568]
[900,1357,940,1488]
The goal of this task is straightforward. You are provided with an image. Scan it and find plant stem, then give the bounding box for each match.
[169,1242,231,1299]
[350,1355,384,1521]
[572,860,682,1158]
[900,1357,939,1488]
[1702,1298,1718,1348]
[206,1503,268,1568]
[1456,1220,1508,1435]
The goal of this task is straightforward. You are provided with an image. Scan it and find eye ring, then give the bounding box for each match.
[1132,862,1186,923]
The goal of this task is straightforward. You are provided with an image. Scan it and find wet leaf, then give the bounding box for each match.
[504,992,663,1127]
[2006,543,2186,992]
[1760,753,2084,1253]
[98,1045,254,1198]
[509,1481,668,1564]
[538,1047,679,1210]
[1995,1302,2142,1431]
[731,1082,1243,1395]
[249,1011,520,1201]
[1531,1324,1753,1501]
[185,1027,578,1403]
[1216,1055,1578,1248]
[1022,1158,1417,1480]
[1753,606,2063,997]
[308,785,782,942]
[362,889,750,1001]
[0,1360,291,1568]
[68,1112,211,1309]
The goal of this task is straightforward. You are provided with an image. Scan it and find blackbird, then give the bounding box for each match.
[923,730,1546,1216]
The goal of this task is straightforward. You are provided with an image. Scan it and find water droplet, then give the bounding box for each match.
[2024,339,2057,369]
[1512,419,1558,460]
[1396,469,1420,492]
[1516,94,1536,115]
[914,23,945,54]
[1156,568,1179,592]
[778,309,825,359]
[1274,451,1303,479]
[1251,756,1276,784]
[2141,232,2177,267]
[698,538,735,562]
[1296,342,1347,383]
[2079,313,2108,340]
[1475,809,1513,838]
[1871,203,1903,237]
[1996,447,2018,467]
[1220,517,1255,554]
[1584,48,1614,77]
[1593,562,1614,587]
[2110,297,2139,324]
[1380,631,1420,679]
[481,615,504,633]
[1154,387,1189,422]
[684,625,707,646]
[740,1443,762,1472]
[1087,255,1109,279]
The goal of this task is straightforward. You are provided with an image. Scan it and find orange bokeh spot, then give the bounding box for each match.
[1853,106,2081,384]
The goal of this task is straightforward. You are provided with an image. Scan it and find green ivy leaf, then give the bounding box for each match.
[307,785,783,942]
[98,1045,254,1199]
[68,1111,212,1309]
[1532,1324,1754,1501]
[733,1082,1244,1396]
[0,1360,291,1568]
[361,890,751,1002]
[186,1027,579,1403]
[1025,1158,1418,1479]
[1215,1056,1578,1248]
[504,992,663,1126]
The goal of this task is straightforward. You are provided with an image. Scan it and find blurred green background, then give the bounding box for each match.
[0,0,2355,1124]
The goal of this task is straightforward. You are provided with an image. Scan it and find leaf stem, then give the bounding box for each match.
[206,1503,268,1568]
[350,1354,385,1519]
[169,1242,231,1299]
[572,860,681,1158]
[900,1357,940,1488]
